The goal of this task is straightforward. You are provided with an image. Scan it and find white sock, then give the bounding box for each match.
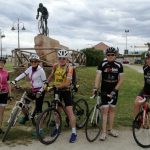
[72,128,76,134]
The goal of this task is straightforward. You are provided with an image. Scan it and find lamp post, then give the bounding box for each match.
[11,18,26,49]
[0,30,5,57]
[125,29,129,50]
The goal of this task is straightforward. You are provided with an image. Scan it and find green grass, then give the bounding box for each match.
[1,65,143,145]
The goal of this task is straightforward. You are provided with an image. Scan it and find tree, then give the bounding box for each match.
[81,48,104,66]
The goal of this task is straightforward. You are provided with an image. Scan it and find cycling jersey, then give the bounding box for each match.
[97,60,124,92]
[0,68,9,92]
[53,64,73,87]
[15,65,46,92]
[142,64,150,94]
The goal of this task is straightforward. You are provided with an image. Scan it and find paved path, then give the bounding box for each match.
[124,64,143,73]
[0,129,145,150]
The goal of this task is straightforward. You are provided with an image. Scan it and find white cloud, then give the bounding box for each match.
[0,0,150,55]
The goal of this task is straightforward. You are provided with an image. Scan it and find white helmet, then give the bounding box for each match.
[57,49,69,58]
[29,54,40,61]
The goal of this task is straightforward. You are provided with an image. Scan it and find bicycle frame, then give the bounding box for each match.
[7,91,35,125]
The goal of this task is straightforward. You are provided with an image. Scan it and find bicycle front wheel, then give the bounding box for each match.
[73,98,89,129]
[36,107,62,145]
[2,107,20,142]
[38,19,44,34]
[85,106,102,142]
[133,109,150,148]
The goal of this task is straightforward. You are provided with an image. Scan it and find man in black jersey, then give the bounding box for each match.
[134,51,150,117]
[36,3,49,33]
[93,47,124,141]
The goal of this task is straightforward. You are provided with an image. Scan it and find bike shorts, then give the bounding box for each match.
[57,90,73,107]
[0,93,8,106]
[101,91,118,107]
[137,88,150,98]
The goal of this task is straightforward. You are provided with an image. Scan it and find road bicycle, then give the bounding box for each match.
[38,15,49,36]
[85,92,114,142]
[2,83,50,142]
[132,95,150,148]
[36,85,89,145]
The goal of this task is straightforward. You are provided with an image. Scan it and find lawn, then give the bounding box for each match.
[0,65,143,144]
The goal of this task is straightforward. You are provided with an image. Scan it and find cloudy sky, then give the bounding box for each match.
[0,0,150,55]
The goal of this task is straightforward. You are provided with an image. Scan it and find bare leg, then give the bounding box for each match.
[0,106,5,128]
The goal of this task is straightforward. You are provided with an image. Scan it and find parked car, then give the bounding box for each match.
[122,60,129,64]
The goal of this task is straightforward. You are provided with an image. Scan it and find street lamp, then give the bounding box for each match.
[125,29,129,50]
[11,18,26,49]
[0,30,5,57]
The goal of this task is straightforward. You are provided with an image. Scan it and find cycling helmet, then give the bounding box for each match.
[145,51,150,58]
[0,57,6,63]
[29,54,40,61]
[39,3,43,7]
[106,47,117,54]
[57,49,69,58]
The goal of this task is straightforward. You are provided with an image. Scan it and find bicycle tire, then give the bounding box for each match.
[38,19,44,34]
[31,100,50,126]
[85,106,102,142]
[36,107,62,145]
[2,108,20,142]
[73,98,89,129]
[133,109,150,148]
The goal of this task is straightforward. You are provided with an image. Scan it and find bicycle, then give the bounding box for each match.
[2,82,50,142]
[36,85,89,145]
[132,95,150,148]
[38,15,49,36]
[85,91,114,142]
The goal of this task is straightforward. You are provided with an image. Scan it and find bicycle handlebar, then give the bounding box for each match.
[10,81,21,89]
[90,93,115,104]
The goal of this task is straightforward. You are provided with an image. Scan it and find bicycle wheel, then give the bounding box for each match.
[85,106,102,142]
[36,107,62,145]
[38,19,44,34]
[133,109,150,148]
[2,107,20,142]
[31,100,50,126]
[73,98,89,129]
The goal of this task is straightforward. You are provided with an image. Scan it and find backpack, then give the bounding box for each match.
[53,63,77,91]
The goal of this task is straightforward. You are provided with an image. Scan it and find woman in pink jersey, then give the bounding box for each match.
[0,57,11,134]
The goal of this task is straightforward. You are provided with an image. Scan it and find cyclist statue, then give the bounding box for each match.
[134,51,150,117]
[36,3,49,35]
[93,47,124,141]
[47,49,77,143]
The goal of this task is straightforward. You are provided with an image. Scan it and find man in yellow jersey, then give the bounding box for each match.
[48,49,77,143]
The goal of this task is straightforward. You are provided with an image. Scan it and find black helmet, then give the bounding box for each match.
[106,47,117,54]
[0,57,6,63]
[39,3,43,7]
[145,51,150,58]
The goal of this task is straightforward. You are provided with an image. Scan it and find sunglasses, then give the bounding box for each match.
[107,54,115,56]
[30,61,38,63]
[58,57,66,60]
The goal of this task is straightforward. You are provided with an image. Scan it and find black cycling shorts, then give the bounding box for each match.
[57,90,73,107]
[101,91,118,106]
[0,93,8,105]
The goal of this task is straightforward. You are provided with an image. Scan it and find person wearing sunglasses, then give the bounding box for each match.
[93,47,124,141]
[12,54,47,125]
[47,49,77,143]
[0,57,11,134]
